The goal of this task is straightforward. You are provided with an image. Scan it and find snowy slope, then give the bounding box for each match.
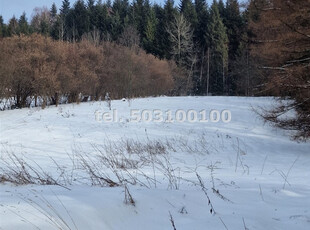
[0,96,309,230]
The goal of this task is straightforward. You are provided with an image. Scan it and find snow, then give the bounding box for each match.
[0,96,309,229]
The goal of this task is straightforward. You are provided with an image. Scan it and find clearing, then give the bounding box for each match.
[0,96,309,230]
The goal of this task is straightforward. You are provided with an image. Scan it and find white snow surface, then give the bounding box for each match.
[0,96,309,230]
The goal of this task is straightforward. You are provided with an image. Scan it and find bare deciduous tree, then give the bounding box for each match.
[167,14,193,66]
[118,25,140,49]
[0,35,177,108]
[167,14,196,93]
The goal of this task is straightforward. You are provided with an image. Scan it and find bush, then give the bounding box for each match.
[0,34,180,108]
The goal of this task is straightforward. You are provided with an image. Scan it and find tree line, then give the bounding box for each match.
[0,0,250,96]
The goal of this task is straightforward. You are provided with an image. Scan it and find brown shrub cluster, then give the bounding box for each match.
[0,34,177,108]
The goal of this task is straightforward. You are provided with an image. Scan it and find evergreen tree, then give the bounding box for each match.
[224,0,245,94]
[106,0,112,8]
[152,4,165,58]
[71,0,90,40]
[164,0,176,23]
[87,0,97,31]
[87,0,95,9]
[112,0,129,23]
[194,0,208,43]
[162,0,177,59]
[7,16,19,36]
[109,0,130,40]
[18,12,29,35]
[143,7,157,54]
[50,3,59,39]
[50,3,57,19]
[194,0,209,94]
[50,16,62,40]
[225,0,243,60]
[0,16,4,37]
[60,0,70,16]
[50,3,58,28]
[179,0,198,29]
[206,1,228,94]
[110,11,122,40]
[217,0,225,18]
[39,19,50,36]
[96,3,109,36]
[60,0,71,40]
[131,0,150,44]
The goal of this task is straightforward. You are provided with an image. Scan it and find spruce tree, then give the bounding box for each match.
[179,0,198,29]
[194,0,208,43]
[225,0,243,60]
[106,0,112,8]
[60,0,70,16]
[162,0,177,59]
[7,16,19,36]
[152,4,165,58]
[143,7,157,54]
[110,11,122,40]
[194,0,209,94]
[50,3,58,35]
[131,0,150,44]
[50,4,63,40]
[18,12,29,35]
[0,16,4,37]
[96,3,109,35]
[217,0,225,18]
[206,1,228,94]
[164,0,176,23]
[224,0,245,95]
[112,0,129,24]
[60,0,71,40]
[87,0,95,9]
[50,16,61,40]
[87,0,97,31]
[50,3,57,19]
[72,0,90,40]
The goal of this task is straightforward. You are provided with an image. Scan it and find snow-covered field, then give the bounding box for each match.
[0,96,309,230]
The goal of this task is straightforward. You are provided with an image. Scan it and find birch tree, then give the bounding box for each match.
[167,13,195,92]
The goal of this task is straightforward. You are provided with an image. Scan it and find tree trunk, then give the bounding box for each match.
[206,47,210,96]
[246,46,250,96]
[222,55,225,94]
[199,49,205,93]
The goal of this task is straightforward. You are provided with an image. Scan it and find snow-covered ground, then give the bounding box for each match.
[0,96,309,230]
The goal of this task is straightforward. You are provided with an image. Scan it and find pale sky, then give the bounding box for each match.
[1,0,62,22]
